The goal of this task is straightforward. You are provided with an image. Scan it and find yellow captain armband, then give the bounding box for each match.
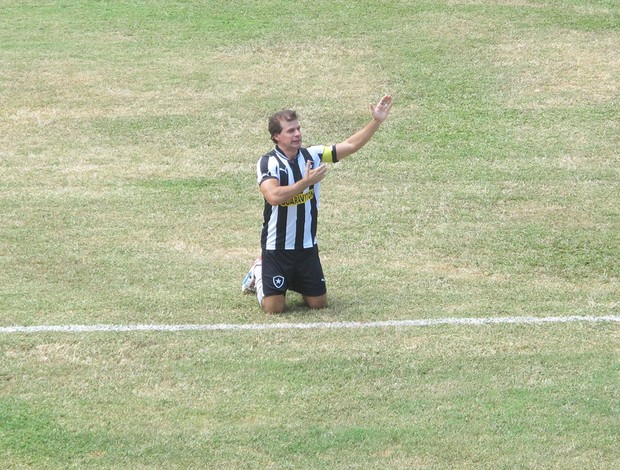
[322,145,336,163]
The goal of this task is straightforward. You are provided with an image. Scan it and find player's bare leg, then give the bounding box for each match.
[303,294,327,310]
[262,295,286,314]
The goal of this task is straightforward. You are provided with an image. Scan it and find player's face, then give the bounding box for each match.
[274,119,302,156]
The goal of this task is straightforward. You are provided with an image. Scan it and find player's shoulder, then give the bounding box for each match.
[303,145,332,158]
[304,144,337,163]
[259,148,277,159]
[304,145,323,155]
[257,149,278,165]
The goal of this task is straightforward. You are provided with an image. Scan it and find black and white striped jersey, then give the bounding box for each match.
[257,145,338,250]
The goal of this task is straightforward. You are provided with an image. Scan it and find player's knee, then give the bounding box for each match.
[262,295,285,314]
[263,305,285,314]
[304,295,327,310]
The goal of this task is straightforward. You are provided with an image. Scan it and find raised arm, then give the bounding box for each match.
[334,94,393,160]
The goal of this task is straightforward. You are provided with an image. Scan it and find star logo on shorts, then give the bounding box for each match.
[273,275,285,289]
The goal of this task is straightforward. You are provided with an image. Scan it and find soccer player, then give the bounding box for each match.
[243,95,393,313]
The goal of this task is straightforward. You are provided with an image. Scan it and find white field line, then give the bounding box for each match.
[0,315,618,334]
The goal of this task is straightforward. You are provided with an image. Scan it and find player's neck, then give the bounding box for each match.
[276,145,298,160]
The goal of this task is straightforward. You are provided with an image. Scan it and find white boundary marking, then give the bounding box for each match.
[1,315,618,334]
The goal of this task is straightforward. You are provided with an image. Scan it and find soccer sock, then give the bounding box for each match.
[254,263,264,307]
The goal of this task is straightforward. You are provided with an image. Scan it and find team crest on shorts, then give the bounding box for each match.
[273,275,285,289]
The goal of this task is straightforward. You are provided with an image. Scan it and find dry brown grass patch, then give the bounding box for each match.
[494,30,620,109]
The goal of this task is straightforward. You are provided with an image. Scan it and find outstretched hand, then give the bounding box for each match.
[370,94,393,122]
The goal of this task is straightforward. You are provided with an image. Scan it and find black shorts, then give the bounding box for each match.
[261,246,326,297]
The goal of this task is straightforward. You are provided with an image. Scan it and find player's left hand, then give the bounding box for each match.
[370,94,393,122]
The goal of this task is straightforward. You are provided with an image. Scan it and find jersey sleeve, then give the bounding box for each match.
[257,154,280,186]
[307,144,338,164]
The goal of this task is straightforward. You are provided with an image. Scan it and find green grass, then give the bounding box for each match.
[1,0,619,468]
[2,325,619,468]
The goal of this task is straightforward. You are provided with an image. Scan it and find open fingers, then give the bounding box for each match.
[378,94,393,109]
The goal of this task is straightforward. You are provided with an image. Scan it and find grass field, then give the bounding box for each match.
[1,0,619,468]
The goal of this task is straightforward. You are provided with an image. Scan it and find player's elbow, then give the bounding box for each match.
[265,194,285,206]
[260,181,284,206]
[262,189,288,206]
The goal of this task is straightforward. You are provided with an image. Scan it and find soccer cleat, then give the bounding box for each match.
[241,257,262,294]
